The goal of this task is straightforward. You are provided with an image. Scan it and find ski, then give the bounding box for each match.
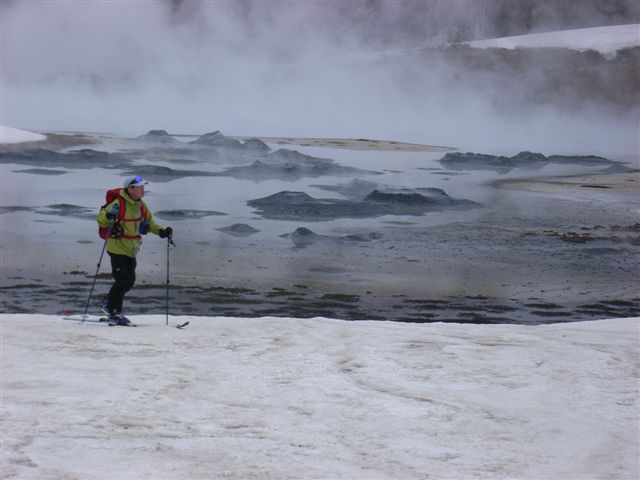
[63,316,184,328]
[62,316,104,324]
[62,316,136,326]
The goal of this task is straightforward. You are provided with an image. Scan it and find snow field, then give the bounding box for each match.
[1,314,638,479]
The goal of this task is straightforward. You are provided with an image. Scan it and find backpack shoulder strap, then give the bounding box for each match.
[116,195,126,222]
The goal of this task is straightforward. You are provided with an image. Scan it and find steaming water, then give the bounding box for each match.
[1,133,637,323]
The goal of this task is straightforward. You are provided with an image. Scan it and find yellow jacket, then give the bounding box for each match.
[96,189,163,258]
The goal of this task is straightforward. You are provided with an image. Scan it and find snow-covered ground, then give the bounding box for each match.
[466,23,640,58]
[1,314,638,479]
[0,126,46,144]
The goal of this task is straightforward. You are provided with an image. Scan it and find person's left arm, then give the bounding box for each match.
[145,204,172,237]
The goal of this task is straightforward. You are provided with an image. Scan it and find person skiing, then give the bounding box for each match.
[96,176,173,326]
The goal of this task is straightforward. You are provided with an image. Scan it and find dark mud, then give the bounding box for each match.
[2,276,639,324]
[439,151,617,173]
[13,168,68,175]
[121,165,217,182]
[0,204,95,220]
[280,227,376,248]
[248,189,480,221]
[0,149,132,169]
[154,209,227,220]
[311,179,459,201]
[215,158,379,182]
[217,224,261,237]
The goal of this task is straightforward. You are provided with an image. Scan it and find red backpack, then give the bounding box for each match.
[99,188,149,239]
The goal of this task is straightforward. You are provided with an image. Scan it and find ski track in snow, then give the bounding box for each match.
[1,314,638,479]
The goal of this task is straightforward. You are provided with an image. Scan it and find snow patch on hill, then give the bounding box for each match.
[466,23,640,58]
[0,125,46,144]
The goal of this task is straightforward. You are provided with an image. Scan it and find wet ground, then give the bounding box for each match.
[1,132,638,323]
[7,274,639,324]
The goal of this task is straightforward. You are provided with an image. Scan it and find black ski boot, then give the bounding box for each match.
[107,313,134,327]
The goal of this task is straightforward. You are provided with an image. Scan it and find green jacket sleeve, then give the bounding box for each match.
[146,208,164,236]
[96,199,119,227]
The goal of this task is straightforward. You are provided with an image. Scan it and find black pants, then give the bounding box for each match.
[107,253,136,314]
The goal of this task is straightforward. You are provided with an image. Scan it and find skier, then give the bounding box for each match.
[96,176,173,325]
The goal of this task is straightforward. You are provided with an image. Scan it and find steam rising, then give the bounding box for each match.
[1,1,639,156]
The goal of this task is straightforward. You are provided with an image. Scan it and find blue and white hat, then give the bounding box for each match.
[124,175,148,188]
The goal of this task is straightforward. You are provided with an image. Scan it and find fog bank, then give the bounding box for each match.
[1,1,639,156]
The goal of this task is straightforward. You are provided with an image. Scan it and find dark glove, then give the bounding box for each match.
[110,223,124,238]
[159,227,173,239]
[106,203,120,222]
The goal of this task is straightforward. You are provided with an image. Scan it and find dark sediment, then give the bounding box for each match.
[217,224,261,237]
[121,164,217,182]
[13,168,68,175]
[280,227,374,248]
[215,152,380,182]
[190,131,245,149]
[3,277,638,325]
[248,189,481,221]
[242,138,271,151]
[1,204,95,220]
[439,151,617,173]
[154,209,227,220]
[136,130,181,144]
[0,149,132,169]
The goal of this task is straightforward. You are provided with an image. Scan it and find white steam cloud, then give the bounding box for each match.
[1,0,639,157]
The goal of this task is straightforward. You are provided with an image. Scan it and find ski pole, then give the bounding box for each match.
[165,235,175,326]
[82,237,108,322]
